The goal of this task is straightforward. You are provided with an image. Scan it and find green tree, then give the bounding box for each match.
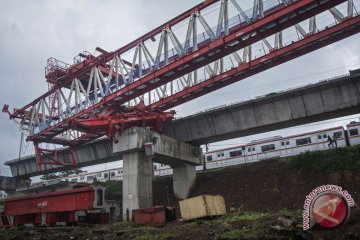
[40,168,84,180]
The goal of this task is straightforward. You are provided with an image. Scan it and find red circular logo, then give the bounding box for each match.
[311,192,348,228]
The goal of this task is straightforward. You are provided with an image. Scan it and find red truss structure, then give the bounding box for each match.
[3,0,360,170]
[73,101,175,144]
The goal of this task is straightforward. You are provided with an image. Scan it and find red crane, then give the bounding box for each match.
[3,0,360,170]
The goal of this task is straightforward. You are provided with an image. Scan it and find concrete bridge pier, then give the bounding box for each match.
[122,151,153,220]
[0,176,31,191]
[173,164,196,199]
[113,127,202,221]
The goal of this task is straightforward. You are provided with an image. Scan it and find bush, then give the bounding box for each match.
[284,146,360,172]
[93,180,122,200]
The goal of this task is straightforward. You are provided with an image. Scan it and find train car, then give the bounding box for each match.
[0,186,109,227]
[347,121,360,146]
[66,168,124,183]
[204,126,346,169]
[153,163,205,177]
[154,163,173,177]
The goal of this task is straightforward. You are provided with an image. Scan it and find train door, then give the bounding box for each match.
[280,140,287,156]
[316,133,327,150]
[216,152,226,166]
[311,134,319,151]
[245,146,255,162]
[244,147,249,163]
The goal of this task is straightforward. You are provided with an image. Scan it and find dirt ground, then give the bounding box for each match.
[1,208,359,240]
[1,158,359,240]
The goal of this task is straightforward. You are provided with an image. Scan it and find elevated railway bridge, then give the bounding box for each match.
[2,0,360,219]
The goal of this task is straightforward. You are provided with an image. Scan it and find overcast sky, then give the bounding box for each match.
[0,0,359,178]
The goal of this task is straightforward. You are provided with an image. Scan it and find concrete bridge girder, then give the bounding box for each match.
[166,74,360,144]
[0,176,31,191]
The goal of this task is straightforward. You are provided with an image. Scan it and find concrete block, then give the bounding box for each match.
[339,84,360,106]
[196,116,216,139]
[174,120,196,142]
[179,195,226,221]
[212,111,237,134]
[254,102,275,125]
[303,92,325,115]
[288,95,306,119]
[321,87,343,112]
[232,107,257,129]
[272,99,292,122]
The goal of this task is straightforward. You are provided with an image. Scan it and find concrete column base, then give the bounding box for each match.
[173,164,196,199]
[122,151,153,221]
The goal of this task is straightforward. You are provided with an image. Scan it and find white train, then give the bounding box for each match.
[204,126,346,169]
[64,168,124,183]
[58,122,360,183]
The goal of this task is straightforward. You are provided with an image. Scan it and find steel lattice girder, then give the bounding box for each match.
[148,15,360,111]
[8,0,221,120]
[26,0,349,145]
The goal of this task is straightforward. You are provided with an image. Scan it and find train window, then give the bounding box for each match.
[206,155,213,161]
[97,173,102,178]
[70,178,78,182]
[111,172,115,177]
[217,153,220,158]
[118,170,121,174]
[86,175,93,181]
[221,153,225,157]
[349,128,359,136]
[323,134,327,138]
[252,147,255,151]
[333,131,343,138]
[229,150,242,157]
[286,141,289,145]
[154,165,157,170]
[281,142,285,146]
[317,135,322,140]
[296,137,312,146]
[261,144,275,152]
[104,173,109,179]
[242,147,245,150]
[80,176,85,180]
[248,148,251,152]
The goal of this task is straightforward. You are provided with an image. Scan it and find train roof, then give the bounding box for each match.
[346,121,360,127]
